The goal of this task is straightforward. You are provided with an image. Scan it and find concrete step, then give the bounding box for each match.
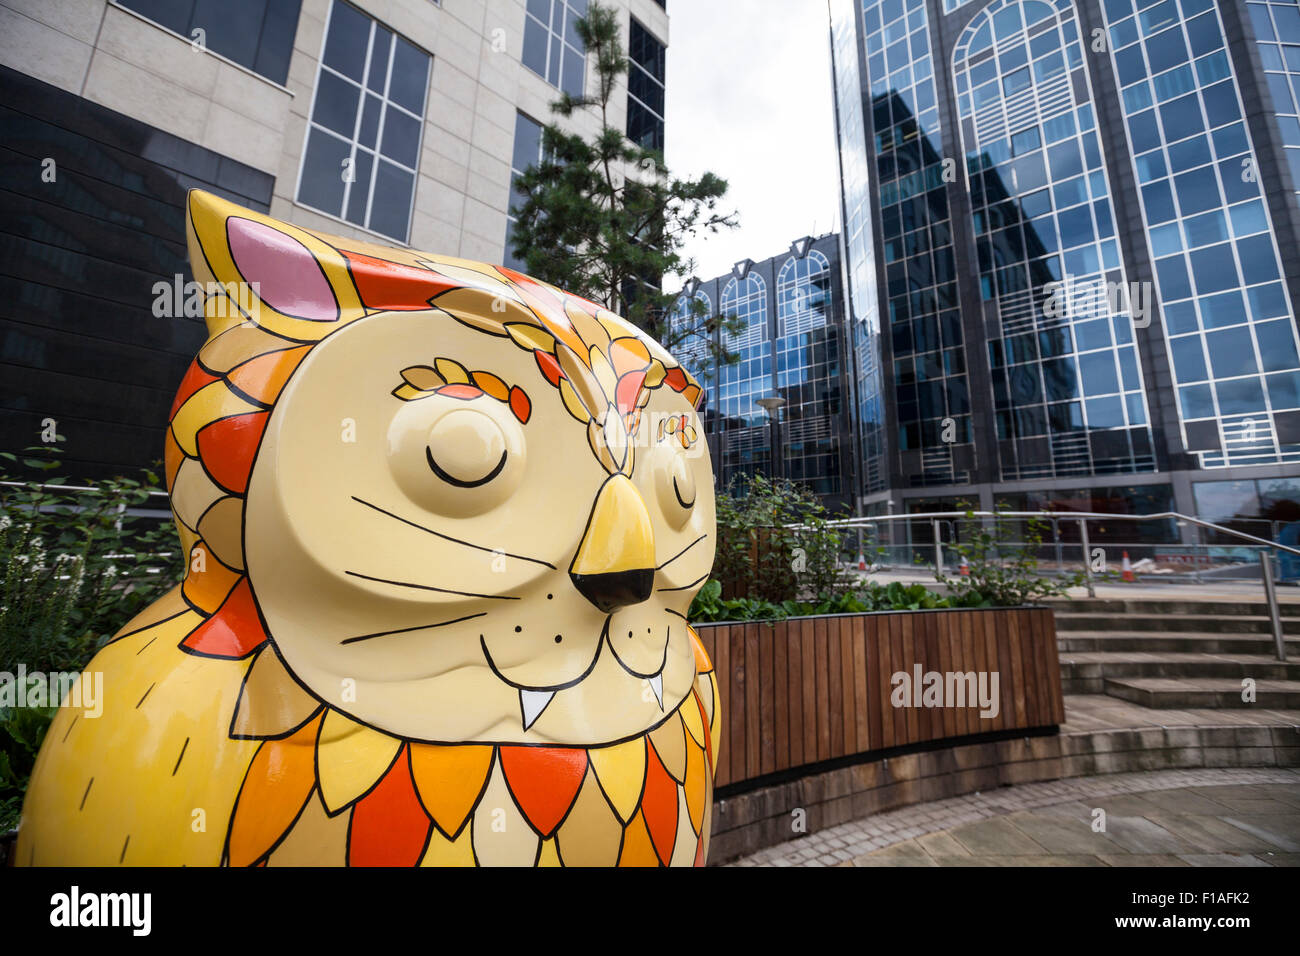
[1058,630,1300,655]
[1045,599,1300,618]
[1053,612,1300,634]
[1102,676,1300,709]
[1059,651,1300,694]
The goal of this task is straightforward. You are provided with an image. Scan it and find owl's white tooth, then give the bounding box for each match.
[648,674,664,710]
[519,689,555,730]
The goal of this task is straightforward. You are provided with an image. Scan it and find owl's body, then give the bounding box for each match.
[17,191,719,866]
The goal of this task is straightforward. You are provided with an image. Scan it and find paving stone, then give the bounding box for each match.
[945,817,1051,856]
[1175,853,1272,867]
[1220,814,1300,852]
[1100,816,1201,855]
[1143,811,1279,854]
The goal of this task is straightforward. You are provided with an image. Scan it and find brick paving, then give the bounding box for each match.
[729,767,1300,866]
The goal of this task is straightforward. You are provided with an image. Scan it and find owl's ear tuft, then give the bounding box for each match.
[226,216,340,323]
[186,189,363,342]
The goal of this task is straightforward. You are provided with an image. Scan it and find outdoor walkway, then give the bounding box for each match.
[729,767,1300,866]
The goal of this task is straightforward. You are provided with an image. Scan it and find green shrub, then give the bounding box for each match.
[688,578,983,623]
[0,444,185,830]
[939,504,1088,607]
[711,474,855,603]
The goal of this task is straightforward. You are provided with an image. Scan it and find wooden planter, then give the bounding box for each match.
[694,606,1062,792]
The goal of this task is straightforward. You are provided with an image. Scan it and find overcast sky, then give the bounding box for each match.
[664,0,842,290]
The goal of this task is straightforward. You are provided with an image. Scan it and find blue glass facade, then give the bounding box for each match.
[1102,0,1300,468]
[829,0,1300,528]
[956,0,1157,479]
[669,237,854,510]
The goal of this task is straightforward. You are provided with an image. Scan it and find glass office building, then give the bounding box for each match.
[829,0,1300,534]
[669,236,857,513]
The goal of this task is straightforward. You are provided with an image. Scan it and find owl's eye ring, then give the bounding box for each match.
[671,474,695,509]
[426,446,507,488]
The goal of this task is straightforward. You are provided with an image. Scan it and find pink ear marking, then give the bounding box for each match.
[226,217,339,322]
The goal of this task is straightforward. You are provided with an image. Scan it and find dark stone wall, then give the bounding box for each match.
[0,65,274,481]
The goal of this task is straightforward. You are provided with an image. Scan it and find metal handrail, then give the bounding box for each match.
[819,510,1300,558]
[811,509,1294,661]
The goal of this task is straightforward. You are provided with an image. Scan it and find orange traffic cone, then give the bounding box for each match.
[959,556,970,576]
[858,552,867,571]
[1121,551,1135,583]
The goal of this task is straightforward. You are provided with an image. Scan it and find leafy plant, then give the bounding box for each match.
[0,444,185,832]
[688,578,977,623]
[711,473,855,604]
[939,503,1088,607]
[0,445,183,675]
[0,705,54,832]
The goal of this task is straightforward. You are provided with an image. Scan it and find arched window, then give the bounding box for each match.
[777,250,831,338]
[667,289,711,378]
[720,273,768,351]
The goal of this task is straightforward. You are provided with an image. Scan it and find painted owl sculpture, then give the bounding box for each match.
[17,190,720,867]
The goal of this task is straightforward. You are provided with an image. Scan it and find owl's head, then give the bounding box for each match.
[169,191,715,747]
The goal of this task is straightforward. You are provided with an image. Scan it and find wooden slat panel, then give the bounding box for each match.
[827,617,844,759]
[697,608,1064,789]
[839,618,856,757]
[729,626,747,787]
[773,621,789,772]
[866,614,883,752]
[814,617,831,762]
[900,612,918,747]
[744,624,760,780]
[933,612,954,741]
[787,622,803,769]
[993,610,1011,734]
[852,616,869,755]
[883,613,904,749]
[801,618,817,764]
[1006,611,1029,728]
[910,612,930,746]
[759,625,775,776]
[1045,608,1065,723]
[967,610,986,739]
[1021,610,1041,727]
[960,612,979,737]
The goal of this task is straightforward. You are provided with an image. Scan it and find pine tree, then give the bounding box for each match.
[509,1,740,370]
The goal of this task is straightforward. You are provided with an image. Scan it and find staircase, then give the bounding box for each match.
[1047,598,1300,709]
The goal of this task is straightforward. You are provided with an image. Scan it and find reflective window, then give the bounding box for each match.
[717,273,772,485]
[667,290,712,381]
[523,0,587,98]
[776,251,842,494]
[1247,1,1300,195]
[865,0,972,487]
[117,0,302,85]
[831,0,887,492]
[297,1,430,242]
[627,17,665,151]
[1104,0,1300,467]
[954,0,1155,479]
[503,111,544,270]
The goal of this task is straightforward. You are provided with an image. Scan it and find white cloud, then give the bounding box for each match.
[664,0,842,290]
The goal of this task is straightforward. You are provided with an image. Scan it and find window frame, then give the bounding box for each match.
[294,0,432,244]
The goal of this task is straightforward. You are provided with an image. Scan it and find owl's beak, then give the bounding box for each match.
[569,474,656,614]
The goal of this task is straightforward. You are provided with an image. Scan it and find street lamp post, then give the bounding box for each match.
[756,395,786,482]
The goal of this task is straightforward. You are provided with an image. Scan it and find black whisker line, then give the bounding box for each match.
[351,497,557,570]
[345,570,520,601]
[341,612,488,645]
[656,534,707,571]
[665,608,688,621]
[657,572,709,593]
